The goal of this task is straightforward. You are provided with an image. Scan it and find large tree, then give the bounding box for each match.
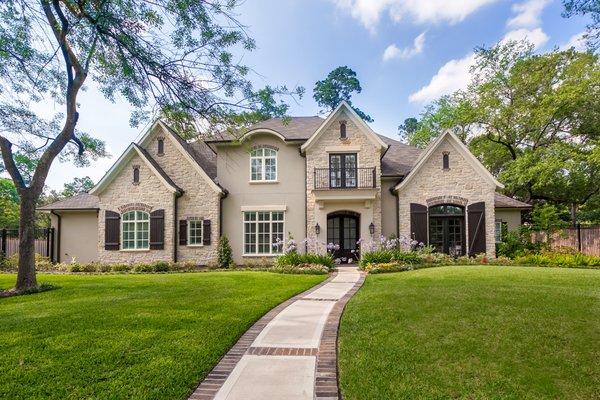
[563,0,600,50]
[0,0,300,292]
[313,66,373,122]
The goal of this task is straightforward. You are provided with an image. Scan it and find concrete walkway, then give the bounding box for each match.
[189,265,364,400]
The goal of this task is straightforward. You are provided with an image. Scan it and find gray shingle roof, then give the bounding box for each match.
[38,193,99,210]
[162,124,218,180]
[134,144,184,193]
[378,134,422,177]
[495,193,532,209]
[205,116,325,142]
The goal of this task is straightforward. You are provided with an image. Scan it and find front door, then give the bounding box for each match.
[329,153,357,188]
[327,213,359,261]
[429,217,465,256]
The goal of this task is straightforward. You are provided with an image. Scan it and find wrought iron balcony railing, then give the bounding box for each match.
[313,167,376,189]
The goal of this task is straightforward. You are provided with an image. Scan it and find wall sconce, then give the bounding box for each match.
[369,222,375,235]
[315,223,321,235]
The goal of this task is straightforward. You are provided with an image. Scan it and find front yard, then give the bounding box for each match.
[0,272,325,400]
[339,265,600,399]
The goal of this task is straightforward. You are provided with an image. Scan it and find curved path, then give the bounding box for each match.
[188,265,364,400]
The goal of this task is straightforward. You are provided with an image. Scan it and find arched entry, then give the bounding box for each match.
[327,211,360,260]
[428,204,465,256]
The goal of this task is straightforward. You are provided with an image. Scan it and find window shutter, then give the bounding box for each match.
[468,202,486,256]
[203,219,211,245]
[179,220,187,245]
[410,203,428,245]
[105,211,120,250]
[150,209,165,250]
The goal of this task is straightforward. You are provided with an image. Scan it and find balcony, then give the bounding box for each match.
[314,167,376,190]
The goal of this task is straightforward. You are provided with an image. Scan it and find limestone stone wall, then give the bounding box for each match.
[306,111,383,253]
[397,137,497,257]
[97,153,175,263]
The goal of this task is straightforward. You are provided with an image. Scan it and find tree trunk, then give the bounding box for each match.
[571,203,578,228]
[16,190,39,291]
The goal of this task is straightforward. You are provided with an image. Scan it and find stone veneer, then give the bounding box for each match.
[396,137,496,257]
[305,111,383,253]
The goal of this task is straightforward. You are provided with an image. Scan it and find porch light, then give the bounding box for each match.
[315,223,321,235]
[369,222,375,235]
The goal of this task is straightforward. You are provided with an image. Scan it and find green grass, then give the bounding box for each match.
[0,272,325,400]
[339,265,600,399]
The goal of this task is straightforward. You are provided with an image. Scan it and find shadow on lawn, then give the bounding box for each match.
[0,283,59,298]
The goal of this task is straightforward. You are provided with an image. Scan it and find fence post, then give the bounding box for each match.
[1,228,6,257]
[577,223,582,253]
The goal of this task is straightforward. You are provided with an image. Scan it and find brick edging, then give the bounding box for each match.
[188,272,338,400]
[314,272,366,400]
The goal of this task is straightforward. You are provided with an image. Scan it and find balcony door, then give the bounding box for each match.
[329,153,357,188]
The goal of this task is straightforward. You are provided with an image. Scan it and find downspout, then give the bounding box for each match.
[300,147,307,253]
[390,177,404,239]
[219,188,229,237]
[51,210,61,263]
[173,191,183,263]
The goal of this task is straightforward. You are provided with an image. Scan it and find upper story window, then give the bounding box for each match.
[122,210,149,250]
[133,166,140,184]
[442,152,450,170]
[250,147,277,182]
[157,137,165,156]
[340,121,347,139]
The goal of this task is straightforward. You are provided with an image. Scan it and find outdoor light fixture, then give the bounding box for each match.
[369,222,375,235]
[315,223,321,235]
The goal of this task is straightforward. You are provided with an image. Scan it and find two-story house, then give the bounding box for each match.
[40,102,531,264]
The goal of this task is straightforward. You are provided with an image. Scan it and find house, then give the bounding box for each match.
[39,102,530,264]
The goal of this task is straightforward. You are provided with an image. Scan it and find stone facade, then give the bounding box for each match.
[305,111,383,254]
[396,136,497,257]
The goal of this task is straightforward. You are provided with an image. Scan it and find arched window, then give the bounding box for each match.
[133,166,140,184]
[157,138,164,155]
[122,210,150,250]
[340,121,347,139]
[442,152,450,169]
[250,147,277,181]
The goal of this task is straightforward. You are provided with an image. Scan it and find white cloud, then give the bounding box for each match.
[560,31,587,51]
[506,0,550,29]
[501,27,549,48]
[383,32,426,61]
[332,0,498,32]
[408,53,476,103]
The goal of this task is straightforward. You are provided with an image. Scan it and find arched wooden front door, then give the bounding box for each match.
[428,204,465,256]
[327,211,360,261]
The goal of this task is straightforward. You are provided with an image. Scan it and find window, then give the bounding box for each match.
[442,152,450,169]
[243,211,284,255]
[188,219,203,246]
[133,166,140,184]
[250,148,277,181]
[157,138,164,155]
[340,121,347,139]
[495,220,503,243]
[122,210,149,250]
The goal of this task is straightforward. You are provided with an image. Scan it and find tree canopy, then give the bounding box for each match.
[313,66,373,122]
[563,0,600,50]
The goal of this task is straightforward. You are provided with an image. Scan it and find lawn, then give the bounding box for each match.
[0,272,325,400]
[339,266,600,399]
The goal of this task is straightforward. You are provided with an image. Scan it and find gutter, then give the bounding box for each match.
[50,210,61,263]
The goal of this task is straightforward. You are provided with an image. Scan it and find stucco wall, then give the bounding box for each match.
[306,111,383,254]
[50,211,98,263]
[216,133,306,264]
[397,136,497,257]
[381,178,398,238]
[496,209,523,232]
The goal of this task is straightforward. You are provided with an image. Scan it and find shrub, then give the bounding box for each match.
[150,261,170,272]
[269,264,328,275]
[275,252,335,270]
[132,263,154,273]
[497,229,544,258]
[514,252,600,268]
[111,263,130,272]
[171,261,197,272]
[217,236,234,269]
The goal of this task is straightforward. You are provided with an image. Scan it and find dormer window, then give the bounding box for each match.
[340,121,347,139]
[133,166,140,184]
[442,152,450,170]
[157,137,164,156]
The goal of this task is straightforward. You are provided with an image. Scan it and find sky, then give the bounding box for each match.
[36,0,591,190]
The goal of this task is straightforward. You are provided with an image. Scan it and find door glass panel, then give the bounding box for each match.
[429,218,444,253]
[329,155,342,188]
[448,218,463,256]
[344,155,357,188]
[343,217,357,249]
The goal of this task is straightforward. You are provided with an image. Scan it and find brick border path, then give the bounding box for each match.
[188,267,365,400]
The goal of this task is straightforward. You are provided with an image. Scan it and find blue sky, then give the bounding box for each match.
[41,0,590,189]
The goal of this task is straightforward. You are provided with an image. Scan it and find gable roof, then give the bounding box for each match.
[495,193,532,209]
[205,116,324,143]
[378,134,423,177]
[300,101,388,153]
[89,142,183,195]
[394,130,504,192]
[38,193,99,211]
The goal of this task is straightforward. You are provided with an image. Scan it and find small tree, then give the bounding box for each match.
[217,236,233,269]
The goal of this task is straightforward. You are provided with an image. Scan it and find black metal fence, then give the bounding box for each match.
[314,167,376,189]
[0,228,55,261]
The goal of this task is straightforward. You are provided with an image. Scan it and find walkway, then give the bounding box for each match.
[188,265,364,400]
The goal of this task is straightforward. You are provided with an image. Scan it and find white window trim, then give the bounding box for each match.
[495,220,503,243]
[242,211,285,256]
[249,148,278,182]
[121,210,150,251]
[187,218,204,247]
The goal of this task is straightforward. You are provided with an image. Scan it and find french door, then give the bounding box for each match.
[429,217,465,256]
[329,153,357,188]
[327,213,359,261]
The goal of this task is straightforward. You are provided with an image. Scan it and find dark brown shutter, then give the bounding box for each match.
[105,211,120,250]
[410,203,428,245]
[468,202,486,256]
[203,219,211,245]
[150,209,165,250]
[179,220,187,245]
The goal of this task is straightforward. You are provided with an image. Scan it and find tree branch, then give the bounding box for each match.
[0,135,26,190]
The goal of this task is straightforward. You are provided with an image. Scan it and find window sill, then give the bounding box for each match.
[242,254,280,257]
[249,180,279,184]
[120,249,150,252]
[187,244,204,248]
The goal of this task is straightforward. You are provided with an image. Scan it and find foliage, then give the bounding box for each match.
[275,251,335,270]
[563,0,600,50]
[531,204,569,232]
[496,229,544,258]
[0,178,19,229]
[269,264,329,275]
[514,251,600,268]
[313,66,373,122]
[217,236,234,269]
